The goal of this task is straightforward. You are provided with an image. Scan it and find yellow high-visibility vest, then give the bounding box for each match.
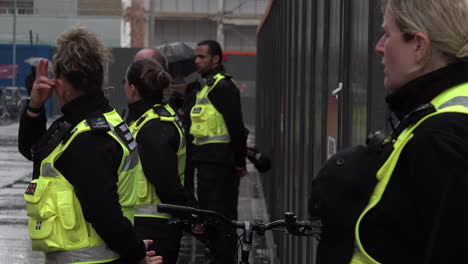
[24,109,139,264]
[190,73,231,145]
[351,82,468,264]
[130,104,186,219]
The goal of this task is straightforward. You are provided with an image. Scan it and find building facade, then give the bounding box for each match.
[0,0,121,46]
[0,0,266,51]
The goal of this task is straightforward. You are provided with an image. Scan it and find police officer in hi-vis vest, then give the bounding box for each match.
[18,26,162,264]
[310,1,468,263]
[188,40,247,263]
[124,58,187,264]
[350,1,468,263]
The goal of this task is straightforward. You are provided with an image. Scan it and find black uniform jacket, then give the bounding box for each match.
[183,66,247,168]
[18,93,146,264]
[126,99,186,206]
[360,62,468,264]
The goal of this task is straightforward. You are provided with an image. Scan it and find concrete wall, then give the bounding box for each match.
[155,20,216,46]
[154,20,257,52]
[0,15,121,46]
[34,0,76,17]
[156,0,268,15]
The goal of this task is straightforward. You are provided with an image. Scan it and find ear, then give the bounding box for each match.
[213,55,220,65]
[414,32,430,64]
[130,84,142,101]
[130,84,138,96]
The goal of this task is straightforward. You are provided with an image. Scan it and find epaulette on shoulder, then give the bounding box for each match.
[86,116,110,132]
[114,122,137,151]
[154,105,172,117]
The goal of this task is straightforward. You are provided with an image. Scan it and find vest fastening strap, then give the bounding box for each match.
[45,245,119,264]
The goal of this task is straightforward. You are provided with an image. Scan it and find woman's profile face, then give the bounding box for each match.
[375,8,419,91]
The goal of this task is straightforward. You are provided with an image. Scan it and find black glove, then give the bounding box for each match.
[247,147,271,173]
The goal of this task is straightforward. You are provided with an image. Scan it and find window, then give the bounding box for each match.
[0,0,33,15]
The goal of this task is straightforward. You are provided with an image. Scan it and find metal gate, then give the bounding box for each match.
[256,0,388,263]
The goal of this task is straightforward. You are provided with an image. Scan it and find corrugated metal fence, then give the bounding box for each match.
[256,0,389,263]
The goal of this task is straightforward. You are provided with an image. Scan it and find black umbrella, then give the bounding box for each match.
[157,42,197,82]
[157,42,196,64]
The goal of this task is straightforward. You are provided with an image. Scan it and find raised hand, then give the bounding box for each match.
[29,59,54,109]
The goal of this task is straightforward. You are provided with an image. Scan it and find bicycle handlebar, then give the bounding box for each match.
[157,203,319,237]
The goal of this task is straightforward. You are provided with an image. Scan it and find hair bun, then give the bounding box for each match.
[156,70,171,89]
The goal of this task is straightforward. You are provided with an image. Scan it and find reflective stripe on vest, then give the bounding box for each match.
[134,204,171,219]
[350,83,468,264]
[45,245,119,264]
[129,104,185,219]
[24,109,138,263]
[190,73,231,145]
[157,104,187,182]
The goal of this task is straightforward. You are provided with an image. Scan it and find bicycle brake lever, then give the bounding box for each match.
[289,220,322,237]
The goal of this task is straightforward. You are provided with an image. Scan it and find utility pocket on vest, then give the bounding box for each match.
[57,190,76,230]
[28,216,55,252]
[136,174,151,205]
[190,106,210,137]
[25,180,89,252]
[24,179,55,219]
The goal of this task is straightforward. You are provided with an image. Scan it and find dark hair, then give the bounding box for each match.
[53,25,111,95]
[197,40,223,65]
[126,58,171,104]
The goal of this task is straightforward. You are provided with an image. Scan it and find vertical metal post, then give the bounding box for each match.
[12,0,17,87]
[148,0,155,47]
[29,29,33,45]
[217,0,225,49]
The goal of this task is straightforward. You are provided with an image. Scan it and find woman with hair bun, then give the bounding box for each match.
[125,58,187,264]
[349,0,468,263]
[18,26,162,264]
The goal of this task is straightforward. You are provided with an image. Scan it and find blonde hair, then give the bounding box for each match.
[53,25,112,93]
[383,0,468,62]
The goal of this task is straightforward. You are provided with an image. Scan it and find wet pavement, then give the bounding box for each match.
[0,121,43,263]
[0,121,275,264]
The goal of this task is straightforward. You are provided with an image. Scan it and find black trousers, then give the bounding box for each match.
[196,162,241,264]
[134,216,183,264]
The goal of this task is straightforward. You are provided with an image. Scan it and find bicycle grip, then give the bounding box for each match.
[157,204,197,215]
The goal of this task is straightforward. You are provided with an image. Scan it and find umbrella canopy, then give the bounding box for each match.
[157,42,198,81]
[157,42,196,64]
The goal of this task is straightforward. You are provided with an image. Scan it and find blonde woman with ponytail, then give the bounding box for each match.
[349,0,468,263]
